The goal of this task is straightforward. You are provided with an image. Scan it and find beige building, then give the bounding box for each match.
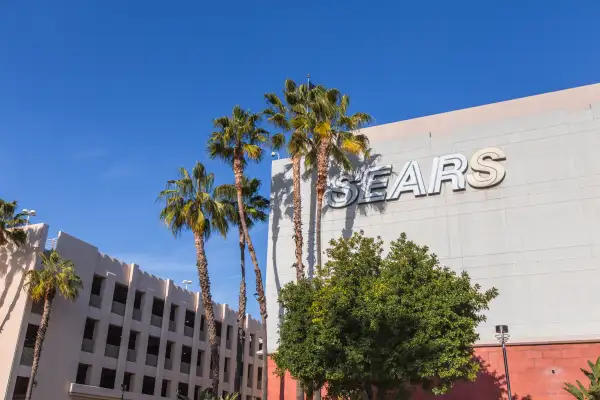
[265,83,600,399]
[0,224,264,400]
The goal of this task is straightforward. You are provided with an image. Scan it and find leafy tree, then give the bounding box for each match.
[564,357,600,399]
[23,250,82,400]
[0,199,27,247]
[276,231,498,400]
[301,89,372,267]
[158,162,230,396]
[272,278,327,399]
[215,177,269,393]
[208,106,273,396]
[265,79,315,280]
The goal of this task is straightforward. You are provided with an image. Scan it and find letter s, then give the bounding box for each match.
[325,174,359,208]
[467,147,506,189]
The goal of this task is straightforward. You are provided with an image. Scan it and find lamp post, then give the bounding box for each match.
[495,325,512,400]
[22,209,36,224]
[182,280,192,290]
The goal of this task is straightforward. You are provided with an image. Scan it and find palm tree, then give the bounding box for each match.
[0,199,27,247]
[215,176,269,394]
[304,88,372,267]
[158,162,230,397]
[208,106,271,399]
[23,250,82,400]
[264,79,314,281]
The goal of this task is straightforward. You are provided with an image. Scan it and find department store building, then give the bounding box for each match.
[266,83,600,399]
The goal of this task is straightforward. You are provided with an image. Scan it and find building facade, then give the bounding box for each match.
[266,83,600,399]
[0,224,264,400]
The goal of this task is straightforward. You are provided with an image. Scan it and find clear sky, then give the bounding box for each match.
[2,1,600,317]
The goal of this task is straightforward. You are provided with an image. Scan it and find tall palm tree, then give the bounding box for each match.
[0,199,27,247]
[23,250,82,400]
[158,162,229,397]
[304,89,372,267]
[208,106,271,399]
[264,79,313,282]
[215,176,269,394]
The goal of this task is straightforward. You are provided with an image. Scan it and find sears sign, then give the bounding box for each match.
[325,147,506,208]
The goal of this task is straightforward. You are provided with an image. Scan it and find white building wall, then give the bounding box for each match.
[266,83,600,354]
[0,226,264,400]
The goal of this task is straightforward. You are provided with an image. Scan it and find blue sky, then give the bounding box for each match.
[1,1,600,317]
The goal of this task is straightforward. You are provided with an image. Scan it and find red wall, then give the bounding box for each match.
[268,342,600,400]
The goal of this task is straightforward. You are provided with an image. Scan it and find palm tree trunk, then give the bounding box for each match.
[315,137,330,268]
[25,289,55,400]
[234,226,246,394]
[233,155,268,400]
[291,154,304,281]
[193,232,220,398]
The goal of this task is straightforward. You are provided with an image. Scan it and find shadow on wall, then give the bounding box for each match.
[410,356,532,400]
[302,169,317,278]
[324,152,387,242]
[270,165,294,322]
[0,243,34,334]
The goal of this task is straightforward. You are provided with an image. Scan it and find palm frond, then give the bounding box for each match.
[158,162,230,241]
[24,250,82,302]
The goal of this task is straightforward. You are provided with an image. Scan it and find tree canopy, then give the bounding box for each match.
[0,199,27,247]
[274,231,498,399]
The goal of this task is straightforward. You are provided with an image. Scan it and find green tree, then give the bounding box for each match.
[302,89,372,267]
[0,199,27,247]
[23,250,82,400]
[158,162,230,397]
[265,79,314,280]
[276,231,498,400]
[272,278,327,399]
[564,357,600,399]
[208,106,272,397]
[215,177,269,394]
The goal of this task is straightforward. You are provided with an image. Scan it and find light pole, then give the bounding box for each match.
[182,280,192,290]
[495,325,512,400]
[22,209,36,224]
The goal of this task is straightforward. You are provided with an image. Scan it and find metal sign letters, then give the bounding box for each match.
[326,147,506,208]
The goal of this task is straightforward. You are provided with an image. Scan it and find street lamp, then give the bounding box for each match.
[182,280,192,290]
[22,209,36,224]
[495,325,512,400]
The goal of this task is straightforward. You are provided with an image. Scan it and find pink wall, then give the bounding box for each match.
[268,342,600,400]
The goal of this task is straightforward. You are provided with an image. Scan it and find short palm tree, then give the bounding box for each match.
[216,176,269,394]
[208,106,271,398]
[304,88,372,267]
[23,250,82,400]
[264,79,314,281]
[0,199,27,247]
[158,162,229,397]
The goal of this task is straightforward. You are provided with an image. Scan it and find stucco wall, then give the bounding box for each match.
[266,83,600,354]
[0,224,48,400]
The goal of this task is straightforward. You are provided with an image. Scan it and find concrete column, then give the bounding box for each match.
[153,279,172,395]
[114,263,138,390]
[133,281,155,394]
[90,272,115,386]
[188,291,201,394]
